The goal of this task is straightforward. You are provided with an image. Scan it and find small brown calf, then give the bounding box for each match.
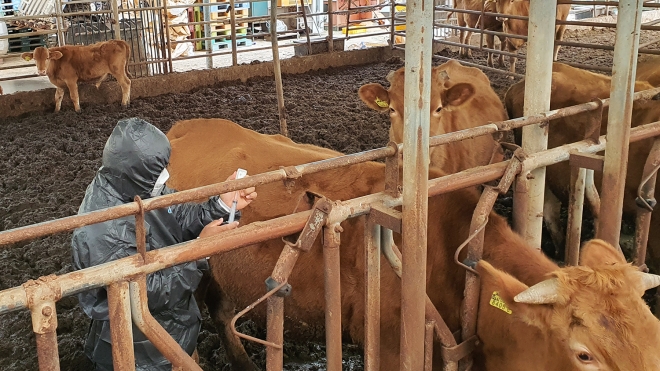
[21,40,132,112]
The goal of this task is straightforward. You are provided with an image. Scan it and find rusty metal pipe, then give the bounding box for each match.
[31,299,60,371]
[266,243,302,371]
[597,0,645,247]
[424,321,435,371]
[324,224,343,371]
[364,218,381,371]
[634,138,660,266]
[129,279,201,370]
[566,165,587,266]
[270,0,288,137]
[107,281,136,371]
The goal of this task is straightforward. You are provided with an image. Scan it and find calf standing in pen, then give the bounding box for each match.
[21,40,132,113]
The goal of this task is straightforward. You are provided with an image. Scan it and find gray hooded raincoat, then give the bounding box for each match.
[71,118,237,370]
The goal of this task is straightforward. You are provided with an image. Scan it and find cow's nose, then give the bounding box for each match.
[38,70,46,76]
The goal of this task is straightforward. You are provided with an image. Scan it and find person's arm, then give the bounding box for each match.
[164,186,236,241]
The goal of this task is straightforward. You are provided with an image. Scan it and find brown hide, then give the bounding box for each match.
[505,62,660,271]
[637,55,660,88]
[477,239,660,371]
[166,118,660,371]
[358,60,507,175]
[21,40,131,112]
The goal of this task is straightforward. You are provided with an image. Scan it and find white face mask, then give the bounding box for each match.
[150,168,170,197]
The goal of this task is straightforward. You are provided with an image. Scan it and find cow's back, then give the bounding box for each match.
[48,40,129,82]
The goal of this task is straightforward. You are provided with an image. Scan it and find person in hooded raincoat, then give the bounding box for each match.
[71,117,257,371]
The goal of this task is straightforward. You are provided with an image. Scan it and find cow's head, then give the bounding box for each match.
[358,61,477,143]
[478,239,660,370]
[21,47,62,76]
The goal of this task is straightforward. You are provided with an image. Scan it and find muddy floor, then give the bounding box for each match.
[0,26,651,370]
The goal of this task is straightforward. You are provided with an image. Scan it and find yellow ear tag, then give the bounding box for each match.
[375,97,389,108]
[23,55,32,61]
[489,291,512,314]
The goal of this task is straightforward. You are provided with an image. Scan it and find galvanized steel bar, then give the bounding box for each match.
[230,0,238,66]
[512,0,557,249]
[107,281,136,371]
[566,165,587,266]
[271,0,289,137]
[129,279,202,370]
[634,138,660,266]
[110,0,122,40]
[364,218,381,371]
[597,0,645,247]
[323,224,343,371]
[400,0,433,365]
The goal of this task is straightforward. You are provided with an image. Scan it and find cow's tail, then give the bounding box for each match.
[123,41,133,79]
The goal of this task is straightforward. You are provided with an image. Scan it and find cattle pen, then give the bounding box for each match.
[1,1,660,371]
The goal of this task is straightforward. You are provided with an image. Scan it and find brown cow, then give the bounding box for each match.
[505,62,660,268]
[494,0,571,76]
[166,118,660,371]
[451,0,506,67]
[21,40,132,113]
[358,60,507,175]
[637,55,660,88]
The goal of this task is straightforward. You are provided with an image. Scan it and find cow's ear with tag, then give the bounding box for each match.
[443,82,475,108]
[358,83,390,112]
[21,52,34,62]
[50,51,63,60]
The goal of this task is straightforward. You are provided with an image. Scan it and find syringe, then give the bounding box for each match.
[228,168,247,223]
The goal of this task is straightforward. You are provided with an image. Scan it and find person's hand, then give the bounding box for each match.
[219,171,258,211]
[199,218,239,239]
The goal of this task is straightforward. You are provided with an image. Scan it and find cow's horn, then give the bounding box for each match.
[637,272,660,291]
[513,278,559,304]
[438,70,450,81]
[386,70,396,82]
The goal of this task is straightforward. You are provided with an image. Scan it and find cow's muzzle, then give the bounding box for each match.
[38,70,47,76]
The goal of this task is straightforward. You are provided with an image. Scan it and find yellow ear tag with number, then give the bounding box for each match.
[375,97,389,108]
[489,291,512,314]
[23,55,32,61]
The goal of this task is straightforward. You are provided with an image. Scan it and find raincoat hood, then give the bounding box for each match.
[99,118,171,201]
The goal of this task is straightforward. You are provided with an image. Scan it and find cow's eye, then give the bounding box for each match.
[389,107,395,114]
[435,106,443,113]
[577,352,593,362]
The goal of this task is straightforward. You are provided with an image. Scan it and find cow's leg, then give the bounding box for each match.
[506,39,518,79]
[54,87,65,113]
[497,35,505,67]
[204,276,259,371]
[584,170,600,235]
[464,30,474,58]
[95,73,108,89]
[553,25,567,61]
[486,33,495,67]
[65,80,81,113]
[543,186,565,255]
[111,70,131,108]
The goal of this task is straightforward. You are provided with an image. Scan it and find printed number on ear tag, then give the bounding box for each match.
[375,97,389,108]
[489,291,512,314]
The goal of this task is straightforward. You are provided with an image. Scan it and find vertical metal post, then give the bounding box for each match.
[512,0,557,249]
[364,218,381,371]
[323,224,342,371]
[565,165,586,266]
[328,0,334,51]
[230,0,238,65]
[111,0,122,40]
[597,0,645,246]
[55,0,65,45]
[299,0,313,55]
[163,0,174,74]
[423,321,435,371]
[31,301,60,371]
[633,138,660,266]
[107,281,136,371]
[390,2,396,46]
[400,0,432,366]
[345,0,351,38]
[204,0,214,68]
[270,0,289,137]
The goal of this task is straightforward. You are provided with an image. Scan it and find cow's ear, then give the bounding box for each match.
[443,83,475,107]
[358,83,390,112]
[50,51,63,60]
[579,239,626,268]
[477,260,553,330]
[21,52,34,62]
